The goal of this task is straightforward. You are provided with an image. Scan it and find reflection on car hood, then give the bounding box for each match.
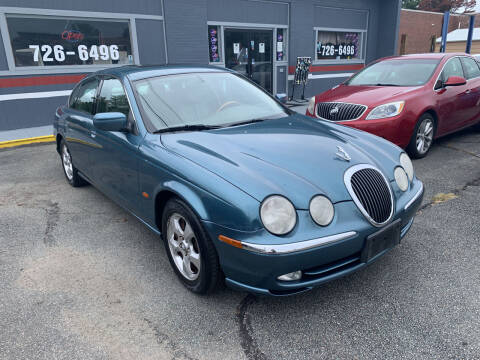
[318,84,422,107]
[161,114,401,209]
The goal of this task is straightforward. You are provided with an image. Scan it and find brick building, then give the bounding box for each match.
[398,8,480,55]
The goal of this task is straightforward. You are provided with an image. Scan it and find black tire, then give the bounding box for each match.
[161,197,222,294]
[59,139,88,187]
[407,113,436,159]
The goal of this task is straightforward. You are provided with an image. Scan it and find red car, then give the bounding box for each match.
[306,53,480,158]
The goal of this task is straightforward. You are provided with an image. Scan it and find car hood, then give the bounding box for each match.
[161,114,401,209]
[318,84,421,108]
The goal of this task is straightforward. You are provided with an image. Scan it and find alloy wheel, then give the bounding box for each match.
[62,144,74,180]
[416,118,434,155]
[166,213,201,281]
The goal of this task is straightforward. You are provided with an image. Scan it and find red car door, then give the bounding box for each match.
[434,57,470,135]
[459,56,480,128]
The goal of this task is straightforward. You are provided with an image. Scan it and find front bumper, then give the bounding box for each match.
[203,180,424,296]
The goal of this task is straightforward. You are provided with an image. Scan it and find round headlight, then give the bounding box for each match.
[400,153,414,181]
[394,167,409,191]
[309,195,335,226]
[260,195,296,235]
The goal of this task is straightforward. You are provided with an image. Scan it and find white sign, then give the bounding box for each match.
[277,41,283,52]
[259,43,265,53]
[28,44,120,63]
[233,43,240,54]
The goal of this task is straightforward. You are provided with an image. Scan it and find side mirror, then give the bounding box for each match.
[444,76,467,87]
[93,112,127,132]
[275,93,287,104]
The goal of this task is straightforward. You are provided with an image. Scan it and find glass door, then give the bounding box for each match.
[224,28,273,93]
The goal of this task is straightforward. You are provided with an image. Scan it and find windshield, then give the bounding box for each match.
[133,72,289,132]
[346,58,440,86]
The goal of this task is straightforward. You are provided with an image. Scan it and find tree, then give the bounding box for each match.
[402,0,421,9]
[418,0,477,13]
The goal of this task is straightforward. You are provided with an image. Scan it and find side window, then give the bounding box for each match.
[461,57,480,79]
[96,78,130,116]
[441,57,464,82]
[69,84,82,107]
[70,78,99,114]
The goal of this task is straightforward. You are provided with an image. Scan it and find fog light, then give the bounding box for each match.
[277,271,302,281]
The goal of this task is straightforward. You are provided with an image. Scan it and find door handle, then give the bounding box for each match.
[90,130,97,138]
[465,89,472,94]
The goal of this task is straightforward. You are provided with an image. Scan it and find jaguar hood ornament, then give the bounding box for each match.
[335,146,351,162]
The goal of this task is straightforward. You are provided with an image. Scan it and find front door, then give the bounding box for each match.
[224,28,273,93]
[89,77,142,213]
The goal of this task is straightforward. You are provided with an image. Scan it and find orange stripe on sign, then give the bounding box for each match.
[288,64,364,75]
[0,74,87,88]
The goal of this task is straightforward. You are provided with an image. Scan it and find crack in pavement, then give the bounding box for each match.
[418,175,480,213]
[143,318,198,360]
[44,201,59,246]
[440,144,480,159]
[236,294,268,360]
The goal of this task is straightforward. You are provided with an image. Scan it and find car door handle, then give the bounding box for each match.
[465,89,472,94]
[90,130,97,138]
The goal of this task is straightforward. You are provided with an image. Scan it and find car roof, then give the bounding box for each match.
[94,64,233,82]
[382,53,474,61]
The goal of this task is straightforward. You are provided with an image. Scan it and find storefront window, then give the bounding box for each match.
[316,30,363,61]
[276,29,286,61]
[208,25,221,63]
[6,15,134,67]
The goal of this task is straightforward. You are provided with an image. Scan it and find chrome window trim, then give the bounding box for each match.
[315,101,368,122]
[344,164,395,227]
[404,182,424,211]
[242,231,357,254]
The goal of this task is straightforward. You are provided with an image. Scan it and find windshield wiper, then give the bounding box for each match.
[371,83,402,86]
[225,118,270,127]
[153,124,222,134]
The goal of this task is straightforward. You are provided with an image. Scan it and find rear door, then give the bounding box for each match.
[434,57,470,135]
[460,56,480,128]
[65,77,100,179]
[89,76,143,212]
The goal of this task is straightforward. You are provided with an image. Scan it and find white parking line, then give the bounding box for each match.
[0,90,72,102]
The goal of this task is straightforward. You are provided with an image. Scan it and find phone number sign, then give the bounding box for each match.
[29,44,120,63]
[317,43,356,59]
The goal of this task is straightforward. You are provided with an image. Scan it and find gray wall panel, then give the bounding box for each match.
[207,0,288,25]
[0,0,163,16]
[314,6,368,30]
[377,0,401,57]
[0,29,9,71]
[276,66,287,94]
[136,19,166,65]
[164,0,208,64]
[0,96,68,131]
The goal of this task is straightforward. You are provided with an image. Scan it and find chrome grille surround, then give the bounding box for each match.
[316,102,367,122]
[344,164,394,227]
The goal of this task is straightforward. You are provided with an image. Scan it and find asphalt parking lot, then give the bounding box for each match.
[0,128,479,360]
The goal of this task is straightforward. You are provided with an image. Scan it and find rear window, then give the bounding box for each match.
[461,57,480,79]
[346,58,440,87]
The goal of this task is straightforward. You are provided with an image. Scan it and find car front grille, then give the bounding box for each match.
[316,102,367,121]
[344,165,393,226]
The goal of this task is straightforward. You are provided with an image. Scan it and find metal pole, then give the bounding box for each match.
[466,15,475,54]
[440,11,450,53]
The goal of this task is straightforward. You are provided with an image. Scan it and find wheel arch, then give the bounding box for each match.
[154,183,209,232]
[421,108,439,137]
[56,133,64,154]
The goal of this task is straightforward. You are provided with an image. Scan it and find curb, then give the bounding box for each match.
[0,135,55,149]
